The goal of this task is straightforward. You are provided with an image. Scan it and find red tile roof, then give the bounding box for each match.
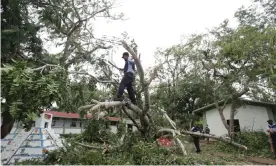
[44,111,120,121]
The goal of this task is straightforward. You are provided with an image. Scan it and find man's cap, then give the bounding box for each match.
[267,120,273,123]
[122,52,129,58]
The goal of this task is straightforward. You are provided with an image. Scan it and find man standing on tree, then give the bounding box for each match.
[267,120,276,159]
[114,52,136,105]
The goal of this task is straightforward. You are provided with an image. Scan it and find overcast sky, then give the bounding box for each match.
[91,0,252,70]
[46,0,254,107]
[46,0,253,71]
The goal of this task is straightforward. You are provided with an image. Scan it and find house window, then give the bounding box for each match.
[44,122,48,128]
[110,121,117,126]
[70,119,77,127]
[53,117,60,120]
[52,121,56,127]
[226,119,240,132]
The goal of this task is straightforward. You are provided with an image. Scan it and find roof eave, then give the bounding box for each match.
[192,98,276,114]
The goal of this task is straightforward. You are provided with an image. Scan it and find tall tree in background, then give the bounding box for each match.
[152,42,217,125]
[189,0,276,137]
[1,0,124,138]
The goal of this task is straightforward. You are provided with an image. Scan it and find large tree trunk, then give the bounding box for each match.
[215,88,249,137]
[1,111,15,139]
[218,109,230,131]
[229,100,236,139]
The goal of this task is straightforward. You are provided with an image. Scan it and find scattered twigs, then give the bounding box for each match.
[75,141,122,153]
[72,71,118,85]
[75,142,103,150]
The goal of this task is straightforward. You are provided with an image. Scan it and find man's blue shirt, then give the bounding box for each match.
[124,57,135,74]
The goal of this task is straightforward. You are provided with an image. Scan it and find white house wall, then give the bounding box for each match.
[205,106,228,136]
[52,128,64,134]
[53,120,64,127]
[266,107,275,122]
[205,104,270,136]
[64,128,82,134]
[110,126,118,134]
[238,105,270,131]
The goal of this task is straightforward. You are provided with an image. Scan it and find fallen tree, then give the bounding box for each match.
[77,40,247,155]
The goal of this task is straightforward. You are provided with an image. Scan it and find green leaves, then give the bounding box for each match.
[1,61,65,130]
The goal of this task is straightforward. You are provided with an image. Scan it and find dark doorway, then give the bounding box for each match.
[44,122,48,128]
[127,124,133,132]
[32,121,35,127]
[226,119,240,132]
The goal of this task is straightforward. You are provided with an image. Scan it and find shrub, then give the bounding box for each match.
[234,131,271,156]
[17,135,224,165]
[214,131,272,157]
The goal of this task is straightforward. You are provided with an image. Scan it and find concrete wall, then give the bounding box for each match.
[205,104,270,136]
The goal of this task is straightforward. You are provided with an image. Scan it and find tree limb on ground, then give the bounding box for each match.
[76,141,121,154]
[181,130,248,150]
[76,142,104,150]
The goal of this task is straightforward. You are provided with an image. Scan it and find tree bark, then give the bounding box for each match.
[229,100,236,138]
[214,97,230,131]
[218,109,230,131]
[228,88,249,137]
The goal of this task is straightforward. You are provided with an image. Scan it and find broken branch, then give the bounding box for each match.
[157,128,187,156]
[85,100,143,116]
[76,142,103,150]
[122,106,142,132]
[78,104,95,112]
[71,71,118,85]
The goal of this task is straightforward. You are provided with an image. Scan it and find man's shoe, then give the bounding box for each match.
[114,97,124,101]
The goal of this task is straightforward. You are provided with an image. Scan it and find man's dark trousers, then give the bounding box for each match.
[193,136,200,153]
[117,72,136,104]
[271,132,276,157]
